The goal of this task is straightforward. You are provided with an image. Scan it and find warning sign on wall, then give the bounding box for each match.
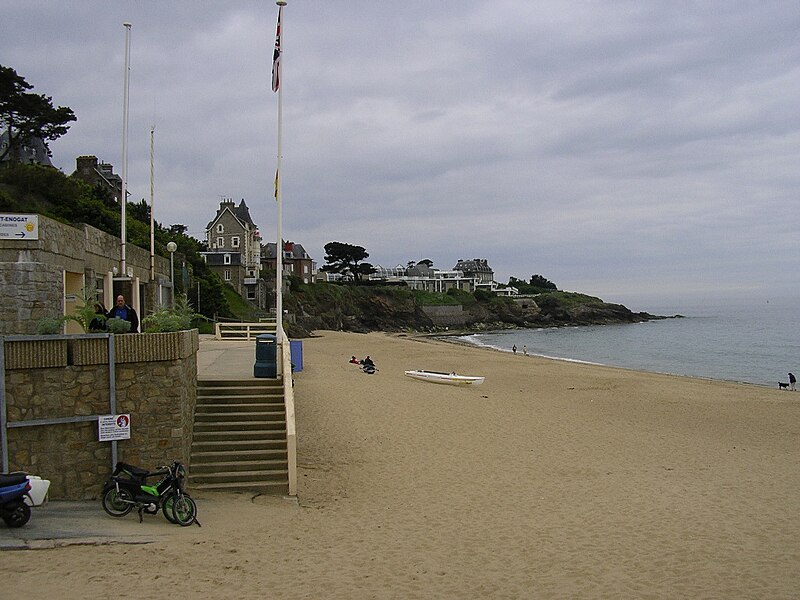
[98,414,131,442]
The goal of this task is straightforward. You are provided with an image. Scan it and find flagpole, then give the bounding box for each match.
[274,1,286,347]
[121,22,132,278]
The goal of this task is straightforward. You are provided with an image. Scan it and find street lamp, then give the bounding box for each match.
[167,241,177,305]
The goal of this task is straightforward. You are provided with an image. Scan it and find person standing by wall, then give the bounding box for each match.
[107,295,139,333]
[89,302,107,332]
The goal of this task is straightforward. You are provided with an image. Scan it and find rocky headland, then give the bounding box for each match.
[285,284,676,337]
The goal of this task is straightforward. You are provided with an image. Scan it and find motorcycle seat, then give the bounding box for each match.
[0,472,29,486]
[113,462,151,479]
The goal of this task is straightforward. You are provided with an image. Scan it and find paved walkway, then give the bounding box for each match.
[196,334,259,380]
[0,500,173,550]
[1,336,264,550]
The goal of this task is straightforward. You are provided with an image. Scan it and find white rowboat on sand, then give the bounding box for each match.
[404,370,485,386]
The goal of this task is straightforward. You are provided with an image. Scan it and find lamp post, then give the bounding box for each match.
[167,241,177,306]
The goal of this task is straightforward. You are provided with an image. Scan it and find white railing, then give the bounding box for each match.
[215,321,277,340]
[279,328,297,496]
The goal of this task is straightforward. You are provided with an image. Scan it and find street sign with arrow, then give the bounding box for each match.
[0,214,39,240]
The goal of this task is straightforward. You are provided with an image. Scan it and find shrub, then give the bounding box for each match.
[64,288,105,333]
[142,295,200,332]
[106,317,132,333]
[36,317,64,335]
[473,289,495,302]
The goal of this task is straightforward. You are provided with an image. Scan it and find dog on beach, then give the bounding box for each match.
[779,382,790,390]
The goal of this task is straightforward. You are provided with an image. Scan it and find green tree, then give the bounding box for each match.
[320,241,376,283]
[508,274,558,293]
[529,274,557,290]
[0,65,76,164]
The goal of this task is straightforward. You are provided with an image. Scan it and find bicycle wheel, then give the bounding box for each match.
[2,500,31,528]
[102,487,134,517]
[162,494,178,524]
[170,492,197,526]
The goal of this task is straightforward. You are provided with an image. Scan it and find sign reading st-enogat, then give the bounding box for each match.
[0,214,39,240]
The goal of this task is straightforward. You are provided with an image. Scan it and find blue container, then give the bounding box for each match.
[254,334,277,378]
[290,339,303,372]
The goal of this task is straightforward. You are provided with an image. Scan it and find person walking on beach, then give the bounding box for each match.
[523,345,528,356]
[790,372,796,391]
[512,345,517,354]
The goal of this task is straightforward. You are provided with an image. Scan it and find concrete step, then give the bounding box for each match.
[193,411,286,422]
[195,403,285,413]
[193,419,286,431]
[192,431,286,444]
[190,459,288,474]
[192,434,286,446]
[197,379,283,394]
[196,395,284,404]
[190,468,288,485]
[191,448,288,462]
[189,480,288,493]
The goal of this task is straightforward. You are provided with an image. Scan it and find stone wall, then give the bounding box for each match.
[2,330,198,499]
[421,305,468,327]
[0,214,171,335]
[0,261,64,326]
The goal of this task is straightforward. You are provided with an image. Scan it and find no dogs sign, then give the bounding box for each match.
[98,414,131,441]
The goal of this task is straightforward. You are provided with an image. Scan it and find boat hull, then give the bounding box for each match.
[404,370,485,386]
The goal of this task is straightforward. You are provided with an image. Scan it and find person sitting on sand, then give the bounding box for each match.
[363,356,375,367]
[350,356,359,364]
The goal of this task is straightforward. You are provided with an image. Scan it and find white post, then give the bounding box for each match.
[167,241,177,307]
[121,22,132,277]
[149,126,155,282]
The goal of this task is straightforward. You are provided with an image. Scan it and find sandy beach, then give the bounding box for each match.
[5,330,800,599]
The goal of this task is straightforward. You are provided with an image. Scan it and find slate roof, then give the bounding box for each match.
[262,242,311,259]
[206,199,256,230]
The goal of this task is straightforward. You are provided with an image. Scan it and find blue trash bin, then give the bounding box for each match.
[254,334,277,378]
[290,339,303,372]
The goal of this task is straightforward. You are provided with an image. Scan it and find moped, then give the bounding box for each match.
[101,461,197,526]
[0,473,32,528]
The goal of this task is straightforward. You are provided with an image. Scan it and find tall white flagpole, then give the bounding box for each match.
[149,125,155,282]
[121,22,132,278]
[274,1,286,346]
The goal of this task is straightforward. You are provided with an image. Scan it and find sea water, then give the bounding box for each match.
[460,298,800,387]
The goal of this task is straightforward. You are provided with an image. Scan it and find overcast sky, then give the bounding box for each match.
[3,1,799,309]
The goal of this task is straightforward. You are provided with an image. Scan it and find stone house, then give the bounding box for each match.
[71,155,123,201]
[201,199,266,308]
[371,260,479,293]
[262,241,315,286]
[0,130,53,167]
[453,258,495,286]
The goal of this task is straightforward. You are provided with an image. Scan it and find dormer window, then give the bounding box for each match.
[224,254,232,265]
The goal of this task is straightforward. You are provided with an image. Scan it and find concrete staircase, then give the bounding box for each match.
[189,379,289,494]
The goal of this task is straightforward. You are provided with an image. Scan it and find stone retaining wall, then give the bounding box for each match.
[2,330,198,499]
[421,305,468,327]
[0,214,171,335]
